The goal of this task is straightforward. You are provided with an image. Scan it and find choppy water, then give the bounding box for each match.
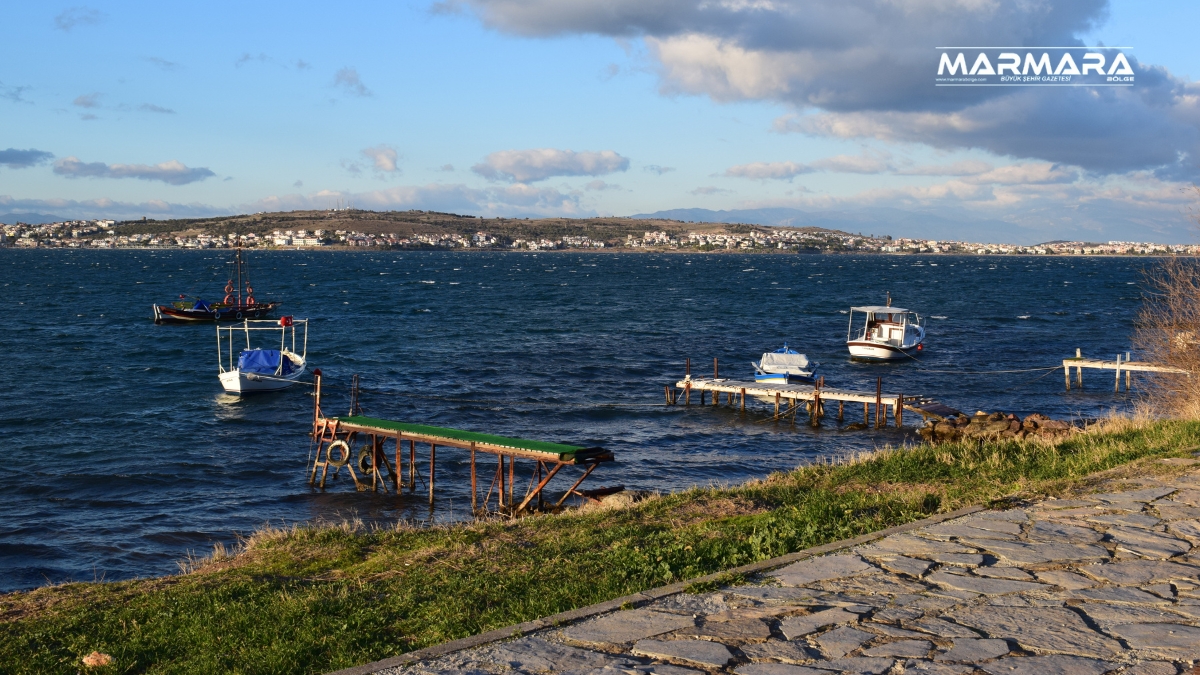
[0,250,1149,591]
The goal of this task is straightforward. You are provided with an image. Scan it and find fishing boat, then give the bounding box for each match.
[846,298,925,361]
[752,345,819,383]
[152,246,280,324]
[217,316,309,394]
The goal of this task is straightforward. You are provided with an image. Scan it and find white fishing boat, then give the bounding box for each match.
[752,345,819,384]
[846,301,925,361]
[217,317,309,393]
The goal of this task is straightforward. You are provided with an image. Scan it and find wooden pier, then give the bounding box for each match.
[307,372,616,514]
[1063,349,1188,392]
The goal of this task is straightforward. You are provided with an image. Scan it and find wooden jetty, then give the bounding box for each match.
[666,359,957,428]
[1063,349,1188,392]
[307,372,616,514]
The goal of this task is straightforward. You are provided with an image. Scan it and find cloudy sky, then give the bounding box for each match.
[3,0,1199,243]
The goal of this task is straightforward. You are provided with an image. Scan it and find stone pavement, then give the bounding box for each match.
[374,462,1200,675]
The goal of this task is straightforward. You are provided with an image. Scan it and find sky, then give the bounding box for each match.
[3,0,1200,244]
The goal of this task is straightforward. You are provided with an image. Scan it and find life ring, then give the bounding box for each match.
[357,447,375,474]
[246,286,254,295]
[246,297,255,305]
[223,294,234,305]
[225,283,234,294]
[326,440,351,467]
[252,310,261,318]
[235,311,243,320]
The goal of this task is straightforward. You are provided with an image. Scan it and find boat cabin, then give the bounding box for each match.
[847,306,923,346]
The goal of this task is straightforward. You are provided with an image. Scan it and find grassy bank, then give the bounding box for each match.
[3,419,1199,675]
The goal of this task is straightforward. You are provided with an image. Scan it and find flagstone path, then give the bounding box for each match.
[376,461,1200,675]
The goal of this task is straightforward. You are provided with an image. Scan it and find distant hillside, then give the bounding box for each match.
[0,213,66,225]
[113,209,839,244]
[631,206,1014,242]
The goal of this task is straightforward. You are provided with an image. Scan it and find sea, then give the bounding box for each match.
[0,249,1150,592]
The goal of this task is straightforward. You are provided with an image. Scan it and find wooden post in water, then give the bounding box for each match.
[740,388,746,412]
[1126,352,1132,390]
[685,381,691,405]
[896,394,903,427]
[686,357,690,379]
[838,400,844,423]
[714,358,718,379]
[775,392,781,417]
[875,377,883,429]
[429,443,436,505]
[470,443,477,512]
[409,440,416,490]
[864,401,869,424]
[1064,362,1071,391]
[508,452,515,506]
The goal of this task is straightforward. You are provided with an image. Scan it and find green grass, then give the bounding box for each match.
[3,419,1198,674]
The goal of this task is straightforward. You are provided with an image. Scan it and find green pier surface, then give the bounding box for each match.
[336,415,606,461]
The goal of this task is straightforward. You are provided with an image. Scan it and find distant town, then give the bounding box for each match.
[2,210,1195,256]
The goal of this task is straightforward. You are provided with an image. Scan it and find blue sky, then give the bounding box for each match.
[3,0,1200,243]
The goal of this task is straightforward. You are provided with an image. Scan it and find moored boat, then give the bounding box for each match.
[217,316,309,394]
[153,246,279,324]
[752,345,819,383]
[846,300,925,361]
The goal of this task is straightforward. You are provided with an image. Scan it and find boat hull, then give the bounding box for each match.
[220,354,306,394]
[154,302,280,325]
[755,372,816,384]
[847,341,922,361]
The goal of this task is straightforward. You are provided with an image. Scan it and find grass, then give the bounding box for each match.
[2,417,1199,675]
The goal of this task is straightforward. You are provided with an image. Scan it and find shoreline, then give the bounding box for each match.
[3,418,1198,673]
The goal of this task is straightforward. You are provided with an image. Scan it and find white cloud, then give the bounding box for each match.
[53,157,216,185]
[452,0,1200,179]
[0,148,54,169]
[472,148,629,182]
[584,179,620,191]
[54,7,105,31]
[691,185,731,195]
[361,145,400,172]
[73,93,102,109]
[333,67,371,97]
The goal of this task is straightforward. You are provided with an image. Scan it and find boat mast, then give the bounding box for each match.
[232,246,241,307]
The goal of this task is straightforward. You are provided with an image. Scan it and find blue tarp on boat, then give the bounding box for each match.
[193,299,212,311]
[238,349,295,375]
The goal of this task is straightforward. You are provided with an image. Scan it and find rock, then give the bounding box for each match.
[1092,487,1177,503]
[739,639,814,664]
[1034,570,1097,590]
[972,566,1034,580]
[779,608,860,640]
[923,519,1021,540]
[562,609,696,646]
[727,585,821,603]
[1107,622,1200,660]
[630,639,734,668]
[872,556,935,578]
[735,664,829,675]
[947,606,1123,657]
[1121,661,1181,675]
[902,660,974,675]
[1066,587,1164,604]
[925,570,1047,596]
[1167,519,1200,541]
[686,617,772,643]
[859,639,933,658]
[1077,603,1194,628]
[1085,512,1162,529]
[814,626,875,658]
[977,655,1116,675]
[1038,419,1071,432]
[928,553,986,567]
[772,554,874,587]
[1106,526,1192,559]
[858,534,976,558]
[1076,560,1200,585]
[1026,521,1104,543]
[960,539,1109,565]
[909,618,982,639]
[807,657,894,674]
[934,638,1010,662]
[864,623,929,639]
[479,637,623,673]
